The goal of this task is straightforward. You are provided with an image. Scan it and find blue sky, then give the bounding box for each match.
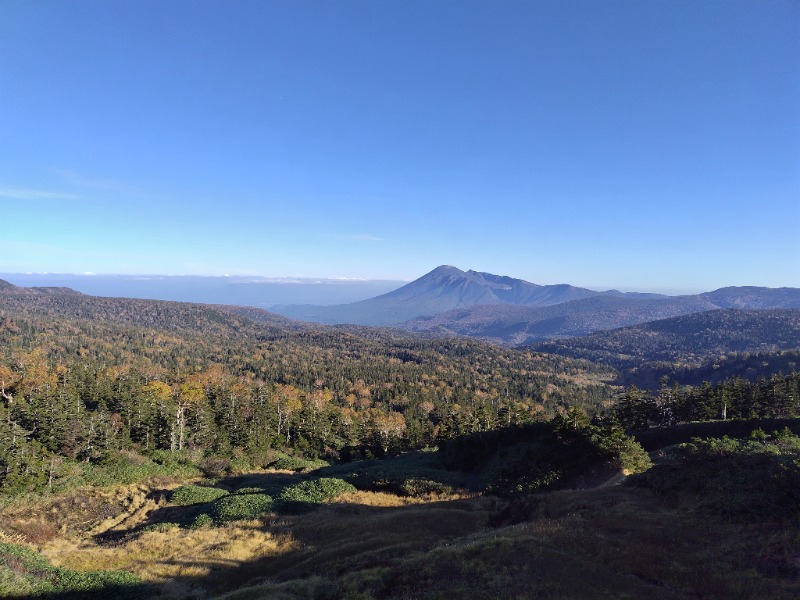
[1,0,798,292]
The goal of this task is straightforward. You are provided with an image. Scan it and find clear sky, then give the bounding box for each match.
[1,0,798,291]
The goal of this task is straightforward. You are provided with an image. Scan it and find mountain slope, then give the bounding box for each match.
[530,309,800,387]
[272,266,611,326]
[402,294,720,345]
[699,286,800,309]
[0,278,298,336]
[401,285,800,346]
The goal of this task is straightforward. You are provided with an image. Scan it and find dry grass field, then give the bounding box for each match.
[2,436,800,599]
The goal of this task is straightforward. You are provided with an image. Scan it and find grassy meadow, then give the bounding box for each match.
[2,422,800,599]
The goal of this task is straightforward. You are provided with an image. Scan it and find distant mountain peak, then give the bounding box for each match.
[426,265,466,277]
[272,266,604,325]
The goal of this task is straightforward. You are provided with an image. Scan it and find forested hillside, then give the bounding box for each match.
[533,309,800,387]
[614,371,800,430]
[402,294,720,345]
[0,284,614,495]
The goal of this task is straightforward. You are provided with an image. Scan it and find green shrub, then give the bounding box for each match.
[633,429,800,520]
[396,478,454,497]
[234,486,266,494]
[269,453,329,472]
[140,522,180,533]
[318,450,468,499]
[201,456,231,477]
[190,513,214,529]
[279,478,356,504]
[210,493,274,523]
[442,420,651,496]
[170,484,229,506]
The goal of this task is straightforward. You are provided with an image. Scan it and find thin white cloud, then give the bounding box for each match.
[0,187,80,201]
[342,233,385,242]
[56,168,129,191]
[55,168,172,201]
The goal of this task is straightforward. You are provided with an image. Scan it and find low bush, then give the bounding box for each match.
[201,456,231,477]
[190,513,214,529]
[169,484,229,506]
[633,428,800,520]
[210,493,274,523]
[140,522,180,533]
[234,486,266,494]
[269,453,329,472]
[441,416,651,496]
[320,450,466,496]
[279,478,356,505]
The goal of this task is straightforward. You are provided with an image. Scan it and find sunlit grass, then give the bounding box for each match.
[44,522,297,583]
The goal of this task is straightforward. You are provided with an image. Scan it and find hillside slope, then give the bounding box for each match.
[531,309,800,387]
[402,287,800,346]
[0,278,298,335]
[402,294,719,345]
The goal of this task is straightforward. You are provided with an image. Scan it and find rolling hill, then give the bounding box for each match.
[0,278,297,335]
[531,309,800,387]
[400,281,800,346]
[402,294,721,345]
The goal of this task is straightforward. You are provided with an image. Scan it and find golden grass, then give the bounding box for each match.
[335,490,424,507]
[43,521,297,583]
[7,465,800,599]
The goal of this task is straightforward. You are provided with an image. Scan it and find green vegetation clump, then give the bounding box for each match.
[190,513,214,529]
[634,428,800,520]
[210,492,274,523]
[269,454,329,472]
[140,522,180,533]
[279,478,356,505]
[0,542,143,597]
[320,451,466,497]
[234,486,267,494]
[442,409,651,496]
[170,484,229,506]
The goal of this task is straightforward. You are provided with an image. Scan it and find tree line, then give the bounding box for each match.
[0,306,613,494]
[613,371,800,430]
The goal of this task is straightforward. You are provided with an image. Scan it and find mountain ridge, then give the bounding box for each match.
[271,265,634,326]
[270,266,800,335]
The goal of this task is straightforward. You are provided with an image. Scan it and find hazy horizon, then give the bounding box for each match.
[0,269,724,307]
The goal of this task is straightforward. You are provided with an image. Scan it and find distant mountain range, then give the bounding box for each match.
[272,266,800,345]
[5,266,800,350]
[401,294,719,345]
[271,265,668,326]
[0,273,403,307]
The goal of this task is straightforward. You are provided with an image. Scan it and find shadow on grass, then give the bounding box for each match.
[11,442,800,600]
[4,583,159,600]
[26,492,488,599]
[90,450,473,546]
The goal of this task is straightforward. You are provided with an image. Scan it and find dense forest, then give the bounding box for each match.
[534,309,800,387]
[0,288,614,494]
[614,371,800,430]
